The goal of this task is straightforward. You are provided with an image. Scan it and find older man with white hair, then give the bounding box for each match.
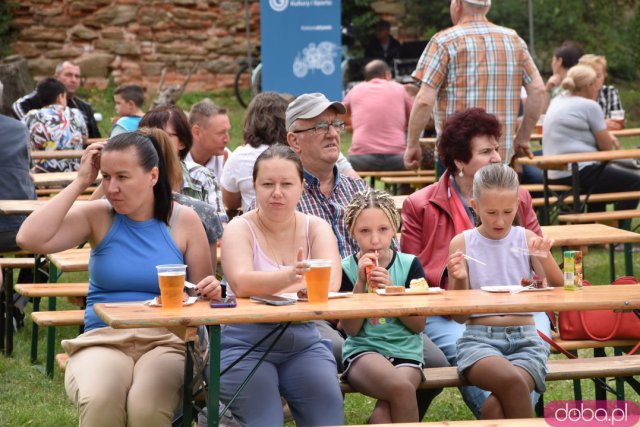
[404,0,545,168]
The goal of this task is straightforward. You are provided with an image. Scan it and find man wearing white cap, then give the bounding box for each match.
[404,0,545,168]
[286,92,450,421]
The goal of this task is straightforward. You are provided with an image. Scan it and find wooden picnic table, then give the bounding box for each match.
[32,172,102,188]
[541,223,640,280]
[95,285,640,427]
[515,148,640,224]
[30,150,84,160]
[529,127,640,142]
[0,200,88,216]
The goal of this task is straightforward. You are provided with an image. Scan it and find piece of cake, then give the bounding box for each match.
[385,285,406,294]
[409,278,429,290]
[520,278,547,289]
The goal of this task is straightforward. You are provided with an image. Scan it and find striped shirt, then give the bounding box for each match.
[297,167,367,258]
[181,160,229,223]
[597,85,622,119]
[413,14,540,161]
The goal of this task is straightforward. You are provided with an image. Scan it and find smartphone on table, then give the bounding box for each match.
[210,296,237,308]
[249,295,296,306]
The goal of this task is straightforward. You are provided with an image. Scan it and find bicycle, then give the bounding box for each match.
[234,58,262,109]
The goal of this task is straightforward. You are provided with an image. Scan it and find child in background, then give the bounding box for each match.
[111,84,145,136]
[340,189,426,423]
[447,163,563,419]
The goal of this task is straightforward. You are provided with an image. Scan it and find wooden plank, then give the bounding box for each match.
[516,148,640,169]
[542,224,640,246]
[340,355,640,392]
[95,285,640,329]
[31,150,84,160]
[358,170,436,179]
[558,209,640,224]
[47,248,91,273]
[381,176,436,186]
[532,190,640,207]
[15,283,88,297]
[0,200,89,215]
[32,172,102,188]
[0,258,35,269]
[31,310,84,327]
[521,184,571,193]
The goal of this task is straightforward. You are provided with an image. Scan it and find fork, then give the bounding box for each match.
[510,284,536,294]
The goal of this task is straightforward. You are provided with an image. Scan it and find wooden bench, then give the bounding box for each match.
[0,256,36,355]
[531,190,640,208]
[557,209,640,226]
[339,355,640,393]
[359,169,436,187]
[521,184,571,193]
[15,282,89,298]
[381,176,436,190]
[31,309,84,377]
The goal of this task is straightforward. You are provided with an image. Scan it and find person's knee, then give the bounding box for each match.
[75,382,127,426]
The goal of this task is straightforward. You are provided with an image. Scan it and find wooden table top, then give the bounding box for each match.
[541,223,640,246]
[47,247,92,272]
[95,285,640,329]
[530,127,640,143]
[380,176,436,185]
[516,148,640,169]
[32,172,102,187]
[0,199,88,215]
[31,150,84,160]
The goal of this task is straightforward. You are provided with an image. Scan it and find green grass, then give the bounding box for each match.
[3,248,640,425]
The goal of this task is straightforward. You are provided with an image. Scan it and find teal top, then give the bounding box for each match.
[341,251,425,364]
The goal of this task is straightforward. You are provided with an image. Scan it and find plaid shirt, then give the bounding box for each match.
[181,160,228,223]
[597,85,622,119]
[297,167,367,258]
[413,14,540,161]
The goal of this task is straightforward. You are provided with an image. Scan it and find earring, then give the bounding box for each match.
[458,170,464,177]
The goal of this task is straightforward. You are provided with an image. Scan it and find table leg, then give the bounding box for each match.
[0,268,6,353]
[594,348,607,401]
[571,163,581,213]
[542,170,550,225]
[45,263,59,377]
[5,267,14,356]
[182,341,194,427]
[609,243,616,284]
[30,296,40,363]
[208,325,221,427]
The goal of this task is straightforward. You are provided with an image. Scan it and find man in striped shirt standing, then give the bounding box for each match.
[404,0,545,168]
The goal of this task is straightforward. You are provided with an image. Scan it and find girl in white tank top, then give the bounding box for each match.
[447,164,563,419]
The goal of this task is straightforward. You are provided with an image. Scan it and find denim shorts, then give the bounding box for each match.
[456,325,549,393]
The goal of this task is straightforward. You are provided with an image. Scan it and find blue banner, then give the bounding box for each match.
[260,0,342,100]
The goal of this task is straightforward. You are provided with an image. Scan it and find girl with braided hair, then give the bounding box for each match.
[340,188,427,423]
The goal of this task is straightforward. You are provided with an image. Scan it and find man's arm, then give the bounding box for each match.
[514,74,545,159]
[404,84,436,170]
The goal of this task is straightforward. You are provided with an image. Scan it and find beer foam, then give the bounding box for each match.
[158,271,185,276]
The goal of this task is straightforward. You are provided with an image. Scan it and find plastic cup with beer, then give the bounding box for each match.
[305,259,332,303]
[610,110,625,128]
[535,114,545,135]
[156,264,187,310]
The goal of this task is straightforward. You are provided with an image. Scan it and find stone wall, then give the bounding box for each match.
[10,0,261,92]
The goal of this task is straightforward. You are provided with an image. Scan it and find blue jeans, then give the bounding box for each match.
[424,312,551,418]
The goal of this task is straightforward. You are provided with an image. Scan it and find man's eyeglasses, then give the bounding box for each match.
[292,120,345,135]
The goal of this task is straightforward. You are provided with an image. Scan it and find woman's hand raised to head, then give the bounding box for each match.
[78,141,105,189]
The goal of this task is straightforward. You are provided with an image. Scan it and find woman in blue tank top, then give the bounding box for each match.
[17,132,221,426]
[447,164,563,420]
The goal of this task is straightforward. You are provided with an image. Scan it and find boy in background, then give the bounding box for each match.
[111,84,145,136]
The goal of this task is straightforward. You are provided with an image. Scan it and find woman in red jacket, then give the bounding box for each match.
[400,107,545,418]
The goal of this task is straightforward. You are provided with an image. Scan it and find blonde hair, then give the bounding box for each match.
[560,64,596,94]
[579,54,607,69]
[136,127,183,192]
[472,163,519,200]
[345,189,401,236]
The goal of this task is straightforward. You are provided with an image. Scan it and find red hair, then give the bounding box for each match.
[437,108,501,173]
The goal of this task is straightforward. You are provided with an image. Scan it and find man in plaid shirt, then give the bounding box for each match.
[404,0,545,167]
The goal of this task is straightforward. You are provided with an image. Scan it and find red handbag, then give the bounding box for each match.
[559,277,640,341]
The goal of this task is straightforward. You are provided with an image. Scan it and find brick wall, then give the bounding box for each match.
[10,0,261,92]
